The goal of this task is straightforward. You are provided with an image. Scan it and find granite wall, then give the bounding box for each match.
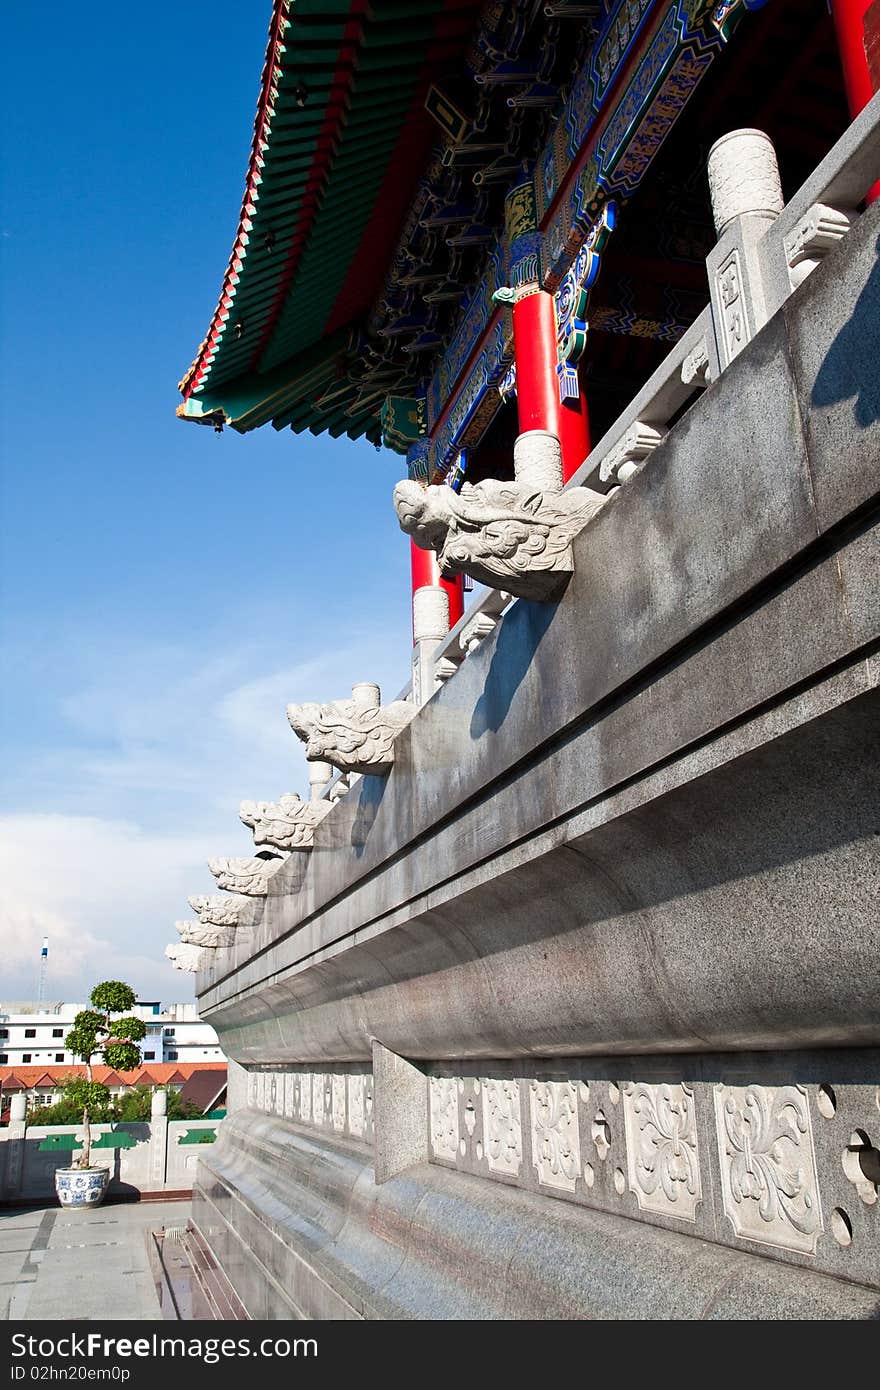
[191,199,880,1318]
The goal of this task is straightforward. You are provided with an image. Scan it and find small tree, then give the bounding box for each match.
[62,981,147,1169]
[113,1084,201,1122]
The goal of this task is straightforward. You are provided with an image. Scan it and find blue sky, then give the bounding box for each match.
[0,4,414,1001]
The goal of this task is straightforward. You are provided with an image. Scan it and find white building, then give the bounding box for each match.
[0,1000,223,1068]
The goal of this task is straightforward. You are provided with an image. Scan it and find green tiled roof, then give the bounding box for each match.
[179,0,480,439]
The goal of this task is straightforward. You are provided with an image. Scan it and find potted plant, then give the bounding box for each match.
[53,981,146,1209]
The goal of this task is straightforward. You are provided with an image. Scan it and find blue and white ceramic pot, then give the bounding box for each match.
[54,1167,110,1209]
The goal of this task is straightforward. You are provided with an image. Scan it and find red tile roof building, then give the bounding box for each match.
[0,1062,226,1113]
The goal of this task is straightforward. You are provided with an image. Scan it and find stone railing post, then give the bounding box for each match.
[412,583,451,707]
[308,761,334,801]
[4,1094,27,1198]
[514,429,563,490]
[149,1088,168,1188]
[706,129,784,370]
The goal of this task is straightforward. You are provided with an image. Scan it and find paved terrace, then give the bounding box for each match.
[0,1201,186,1321]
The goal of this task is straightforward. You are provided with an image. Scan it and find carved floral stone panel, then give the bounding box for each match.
[623,1082,702,1221]
[298,1073,312,1124]
[530,1081,580,1192]
[430,1077,460,1162]
[312,1073,326,1127]
[244,1069,372,1141]
[332,1074,346,1133]
[348,1074,366,1138]
[482,1079,523,1177]
[713,1083,823,1254]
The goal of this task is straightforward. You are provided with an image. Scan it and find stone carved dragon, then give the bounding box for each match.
[239,792,331,852]
[287,687,415,777]
[392,476,605,602]
[175,919,234,950]
[188,893,249,928]
[164,942,203,973]
[207,856,281,896]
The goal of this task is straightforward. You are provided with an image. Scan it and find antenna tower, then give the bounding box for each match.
[37,935,49,1005]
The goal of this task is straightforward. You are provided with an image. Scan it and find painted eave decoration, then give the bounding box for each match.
[178,0,480,441]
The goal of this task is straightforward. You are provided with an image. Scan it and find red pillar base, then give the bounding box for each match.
[410,539,464,640]
[512,290,591,482]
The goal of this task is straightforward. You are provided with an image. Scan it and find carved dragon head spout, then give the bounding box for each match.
[207,856,281,896]
[175,919,234,949]
[392,458,608,602]
[239,792,329,851]
[286,702,324,745]
[393,480,455,555]
[188,893,248,927]
[287,685,415,777]
[164,942,203,973]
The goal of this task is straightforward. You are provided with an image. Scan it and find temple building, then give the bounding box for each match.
[173,1,880,1319]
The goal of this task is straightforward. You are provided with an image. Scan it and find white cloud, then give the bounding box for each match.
[0,619,413,1004]
[9,623,407,819]
[0,814,219,1002]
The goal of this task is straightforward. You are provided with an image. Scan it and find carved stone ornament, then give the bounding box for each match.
[482,1078,523,1177]
[429,1076,460,1162]
[394,431,606,602]
[783,202,853,290]
[459,610,498,655]
[707,128,783,237]
[623,1082,702,1221]
[164,942,203,973]
[347,1075,366,1138]
[188,893,248,927]
[239,791,331,852]
[327,773,351,802]
[530,1080,580,1192]
[175,919,234,950]
[332,1074,346,1133]
[681,338,713,387]
[435,656,459,685]
[207,856,281,896]
[287,683,415,777]
[714,1083,823,1254]
[599,422,667,486]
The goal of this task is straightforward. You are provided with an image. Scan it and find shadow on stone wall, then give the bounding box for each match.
[812,231,880,427]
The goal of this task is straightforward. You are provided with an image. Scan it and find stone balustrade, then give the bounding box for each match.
[186,100,880,1317]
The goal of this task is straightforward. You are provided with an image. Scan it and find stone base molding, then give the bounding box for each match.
[233,1050,880,1298]
[192,1110,880,1320]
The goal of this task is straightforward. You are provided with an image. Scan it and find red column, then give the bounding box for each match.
[410,539,463,639]
[512,289,591,483]
[831,0,879,201]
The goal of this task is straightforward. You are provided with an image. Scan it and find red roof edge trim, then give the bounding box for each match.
[180,0,291,400]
